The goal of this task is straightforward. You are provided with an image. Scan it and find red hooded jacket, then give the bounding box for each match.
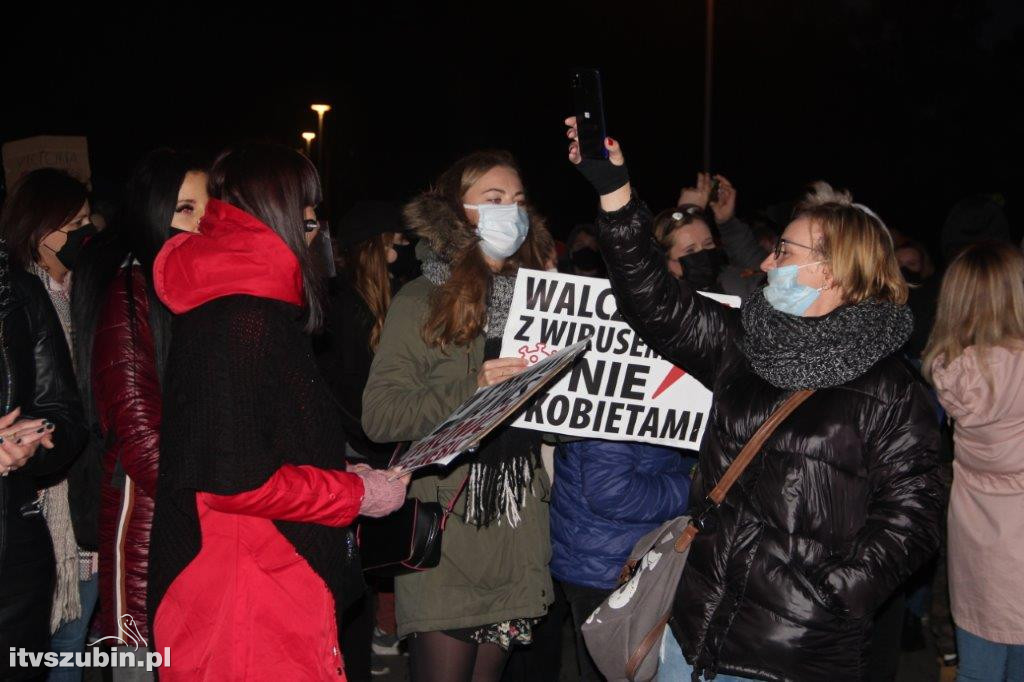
[150,199,364,681]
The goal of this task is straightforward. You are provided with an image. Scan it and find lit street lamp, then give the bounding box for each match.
[301,131,316,158]
[310,103,331,173]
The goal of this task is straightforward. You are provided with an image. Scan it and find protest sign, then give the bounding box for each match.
[391,337,591,473]
[499,269,740,450]
[2,136,91,188]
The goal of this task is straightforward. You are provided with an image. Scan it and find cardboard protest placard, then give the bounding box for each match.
[391,337,591,474]
[2,136,91,189]
[499,269,740,450]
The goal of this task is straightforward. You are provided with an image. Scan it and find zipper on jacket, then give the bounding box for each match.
[0,320,13,414]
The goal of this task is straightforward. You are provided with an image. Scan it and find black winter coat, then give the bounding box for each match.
[0,264,87,677]
[596,197,942,682]
[314,275,396,467]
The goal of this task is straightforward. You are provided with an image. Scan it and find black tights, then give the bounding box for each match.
[410,630,510,682]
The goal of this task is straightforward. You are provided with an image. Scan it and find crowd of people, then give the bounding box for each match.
[0,118,1019,682]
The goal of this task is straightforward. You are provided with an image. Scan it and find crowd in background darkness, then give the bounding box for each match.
[0,107,1021,682]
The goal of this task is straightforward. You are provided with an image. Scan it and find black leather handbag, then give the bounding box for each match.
[357,475,469,577]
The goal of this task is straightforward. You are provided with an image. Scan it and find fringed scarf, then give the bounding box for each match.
[421,251,541,528]
[29,261,82,631]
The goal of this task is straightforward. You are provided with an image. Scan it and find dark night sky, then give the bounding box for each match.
[3,1,1022,251]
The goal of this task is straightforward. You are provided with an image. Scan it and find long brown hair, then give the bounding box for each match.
[341,232,394,351]
[420,150,549,349]
[923,241,1024,384]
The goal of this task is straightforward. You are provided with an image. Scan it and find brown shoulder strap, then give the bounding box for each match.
[708,388,815,504]
[625,611,672,681]
[675,388,814,552]
[625,391,815,681]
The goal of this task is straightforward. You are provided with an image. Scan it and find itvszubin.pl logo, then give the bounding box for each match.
[9,614,169,671]
[8,647,170,671]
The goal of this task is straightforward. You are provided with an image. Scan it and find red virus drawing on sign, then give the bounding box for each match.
[518,343,555,365]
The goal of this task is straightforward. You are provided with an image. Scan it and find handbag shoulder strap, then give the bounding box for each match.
[707,388,815,504]
[439,474,471,531]
[675,388,814,552]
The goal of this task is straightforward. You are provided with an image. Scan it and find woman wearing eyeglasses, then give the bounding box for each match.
[564,119,943,682]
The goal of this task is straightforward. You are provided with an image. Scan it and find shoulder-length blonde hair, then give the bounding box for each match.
[922,241,1024,382]
[796,181,907,305]
[422,150,550,349]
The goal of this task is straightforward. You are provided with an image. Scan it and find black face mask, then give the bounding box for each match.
[46,224,97,271]
[571,247,605,274]
[388,242,420,282]
[900,267,923,285]
[168,226,192,238]
[678,249,725,291]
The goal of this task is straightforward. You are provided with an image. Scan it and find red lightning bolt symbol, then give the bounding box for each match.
[651,366,687,400]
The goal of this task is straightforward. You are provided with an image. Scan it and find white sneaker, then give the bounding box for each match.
[372,627,401,656]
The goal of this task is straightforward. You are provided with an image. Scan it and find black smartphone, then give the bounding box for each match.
[709,177,721,204]
[570,68,609,160]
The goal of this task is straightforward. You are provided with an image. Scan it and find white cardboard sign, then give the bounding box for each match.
[499,269,739,450]
[2,136,91,188]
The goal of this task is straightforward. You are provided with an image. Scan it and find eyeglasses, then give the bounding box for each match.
[772,236,815,260]
[303,218,320,233]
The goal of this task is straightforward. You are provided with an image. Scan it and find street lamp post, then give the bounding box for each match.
[301,131,316,158]
[703,0,715,172]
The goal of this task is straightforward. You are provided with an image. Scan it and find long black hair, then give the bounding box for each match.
[207,143,325,333]
[72,149,205,425]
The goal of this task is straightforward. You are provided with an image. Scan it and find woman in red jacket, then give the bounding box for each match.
[146,144,408,681]
[72,149,209,673]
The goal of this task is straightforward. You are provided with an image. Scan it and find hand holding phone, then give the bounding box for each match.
[570,68,609,160]
[564,117,631,212]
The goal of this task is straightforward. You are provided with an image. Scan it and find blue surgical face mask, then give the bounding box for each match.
[465,203,529,260]
[763,261,824,316]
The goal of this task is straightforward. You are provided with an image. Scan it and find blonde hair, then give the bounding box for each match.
[795,181,908,305]
[922,241,1024,383]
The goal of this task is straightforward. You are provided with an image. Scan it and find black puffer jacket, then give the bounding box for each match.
[596,197,942,682]
[0,249,87,678]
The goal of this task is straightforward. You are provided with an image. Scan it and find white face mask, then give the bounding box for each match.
[465,203,529,260]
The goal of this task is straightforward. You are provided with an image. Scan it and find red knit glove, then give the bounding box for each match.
[356,468,408,518]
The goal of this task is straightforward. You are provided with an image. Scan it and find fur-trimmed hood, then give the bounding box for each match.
[403,191,551,265]
[403,191,478,263]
